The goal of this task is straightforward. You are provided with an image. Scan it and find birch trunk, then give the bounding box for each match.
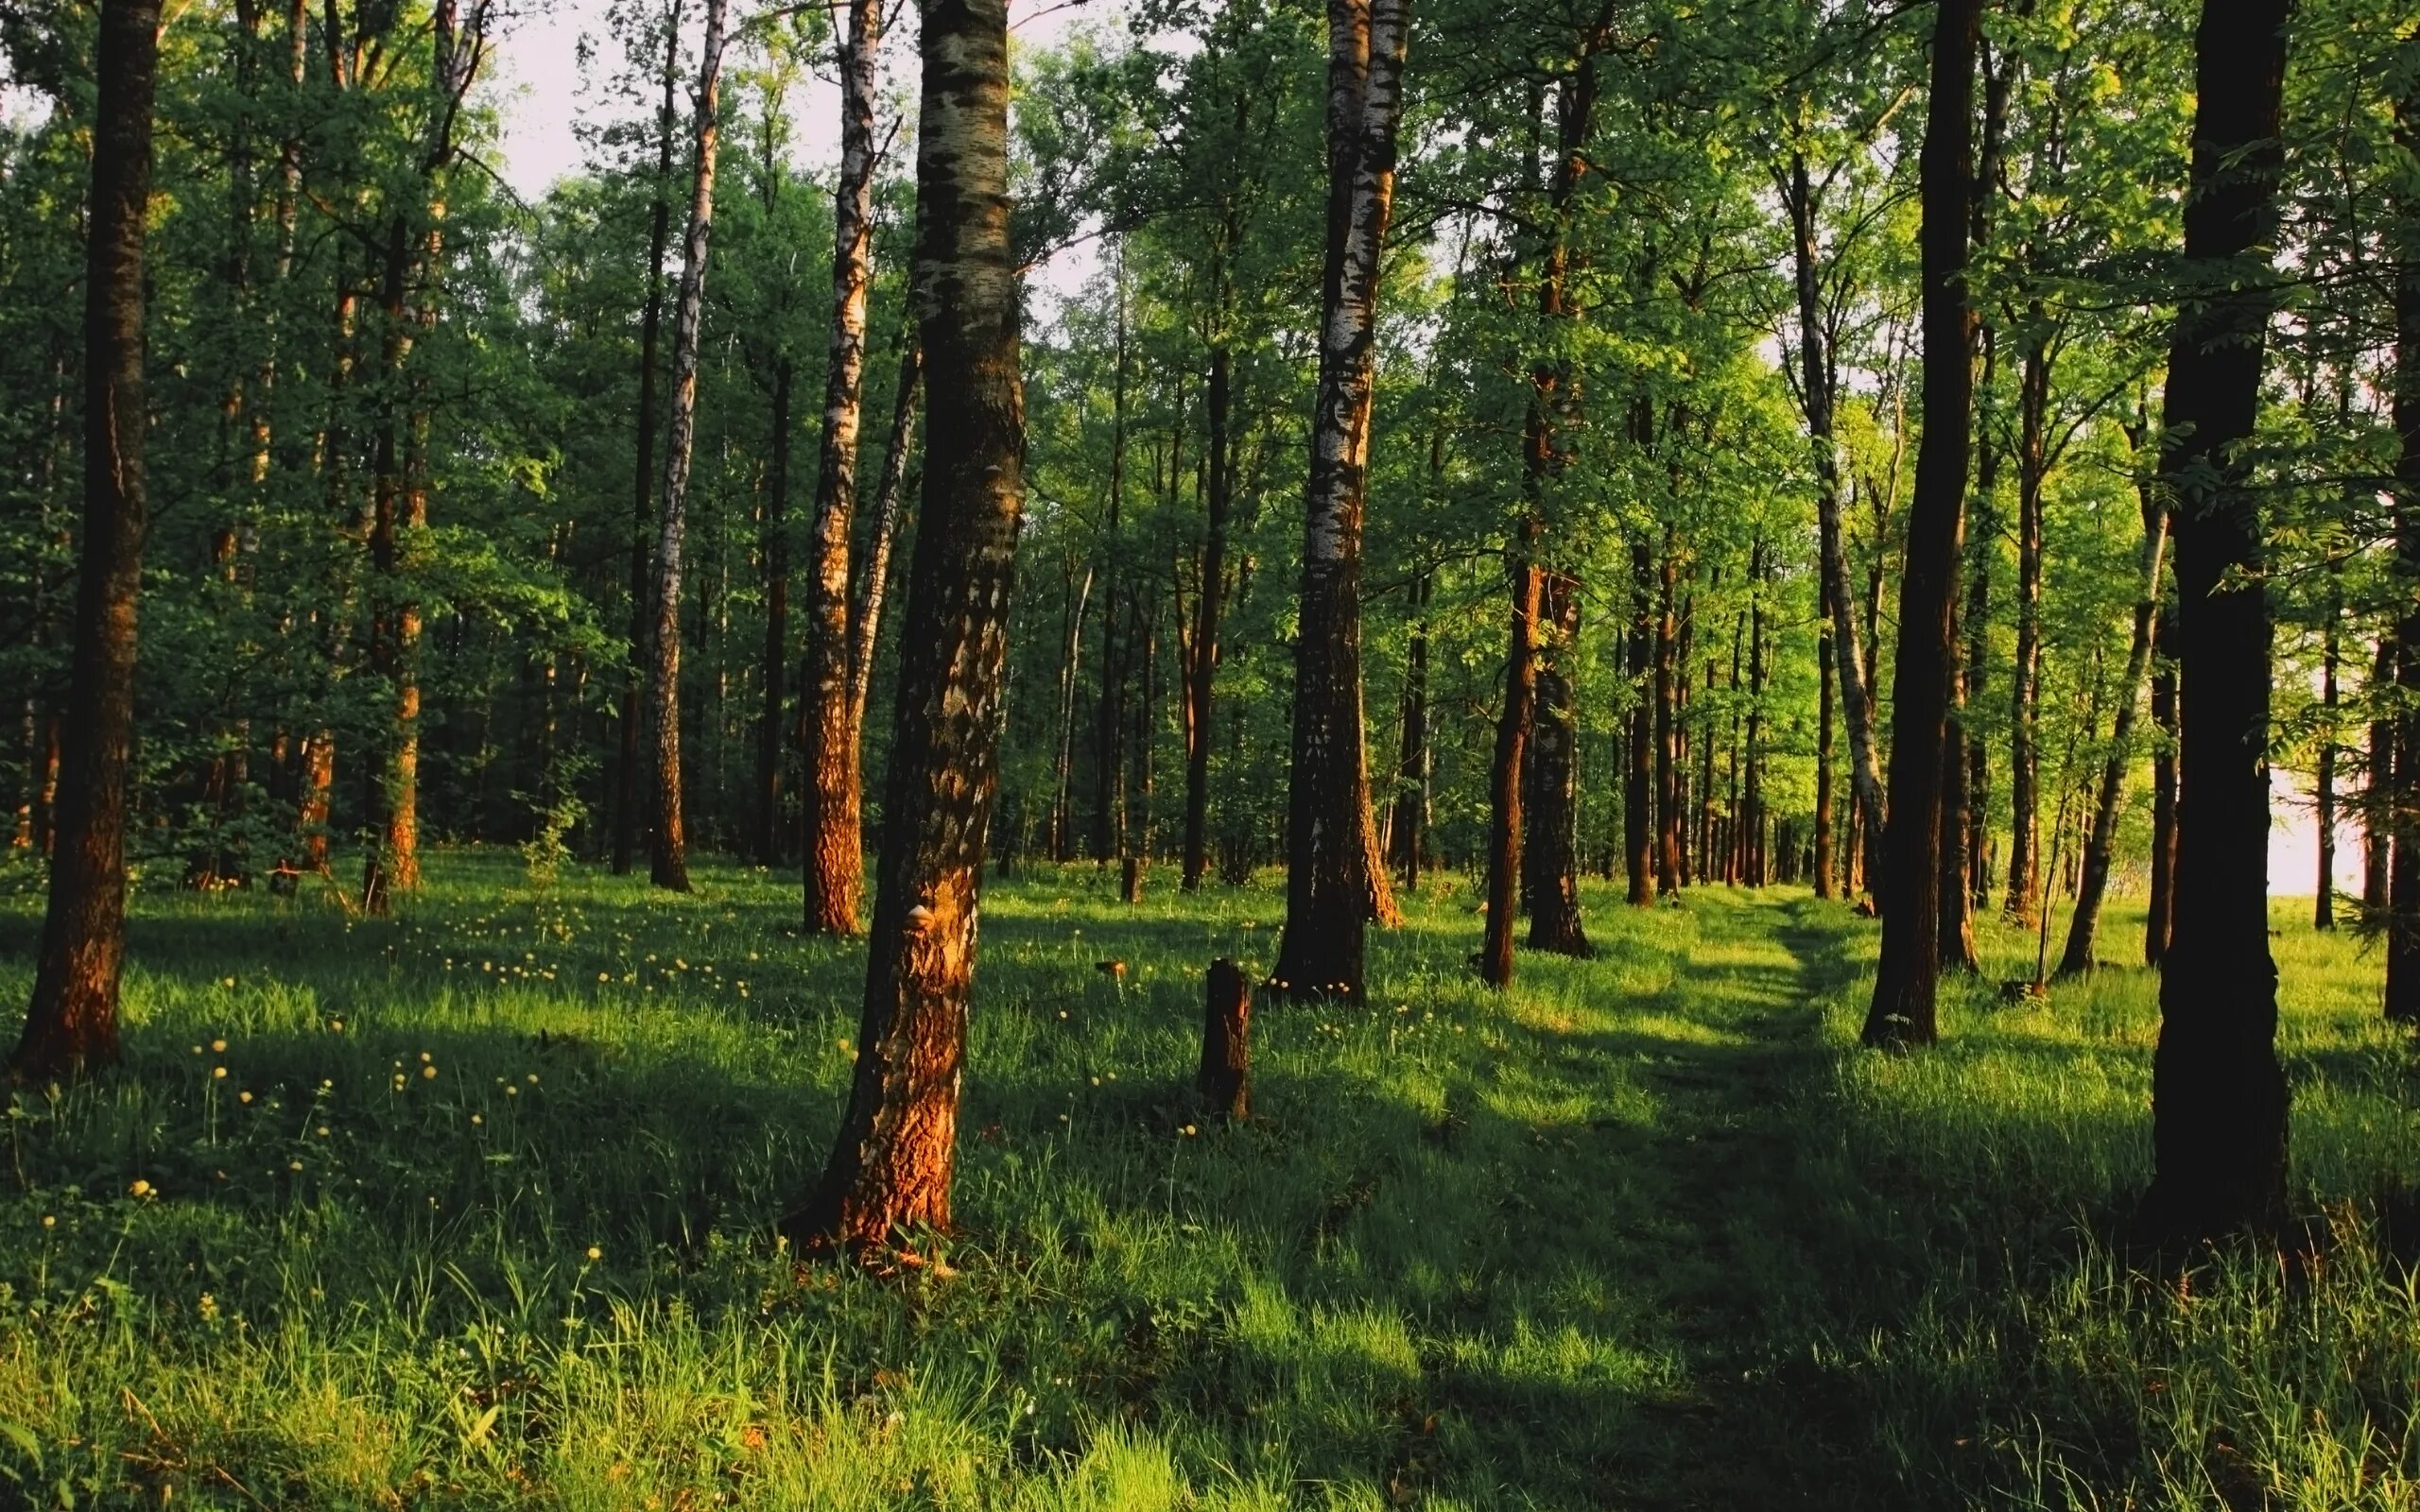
[648,0,730,893]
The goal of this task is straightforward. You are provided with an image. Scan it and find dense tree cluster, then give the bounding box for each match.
[8,0,2418,1246]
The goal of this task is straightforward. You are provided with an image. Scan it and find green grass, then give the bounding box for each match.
[2,850,2416,1508]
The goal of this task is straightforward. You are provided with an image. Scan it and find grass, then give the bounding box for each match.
[2,849,2416,1509]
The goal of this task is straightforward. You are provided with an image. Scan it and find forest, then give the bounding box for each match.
[4,0,2419,1503]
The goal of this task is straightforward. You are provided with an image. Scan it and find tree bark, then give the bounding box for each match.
[1862,0,1979,1050]
[616,6,682,877]
[1198,959,1252,1121]
[1654,527,1683,895]
[786,0,1023,1251]
[1184,342,1234,891]
[2058,473,2170,976]
[13,0,160,1079]
[1482,532,1542,988]
[2366,634,2394,912]
[2141,0,2290,1242]
[1625,533,1655,905]
[1272,0,1411,1004]
[802,0,884,933]
[2146,602,2179,964]
[2386,74,2420,1022]
[648,0,730,893]
[2315,569,2340,930]
[2003,334,2050,926]
[1789,154,1888,892]
[1814,566,1837,900]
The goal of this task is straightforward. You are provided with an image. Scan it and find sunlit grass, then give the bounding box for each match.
[0,850,2412,1507]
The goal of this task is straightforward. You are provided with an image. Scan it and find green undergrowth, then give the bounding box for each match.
[1,850,2414,1508]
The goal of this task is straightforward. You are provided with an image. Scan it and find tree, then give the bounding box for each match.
[1271,0,1410,1004]
[2140,0,2291,1241]
[646,0,730,893]
[786,0,1024,1253]
[800,0,885,934]
[11,0,163,1079]
[1862,0,1979,1050]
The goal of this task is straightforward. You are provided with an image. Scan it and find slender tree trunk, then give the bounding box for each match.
[617,7,682,877]
[1272,0,1411,1003]
[1483,528,1542,987]
[785,0,1023,1251]
[1625,533,1655,905]
[359,218,420,917]
[1390,569,1431,891]
[2142,0,2290,1242]
[1184,342,1234,890]
[2316,571,2340,930]
[1525,566,1589,951]
[1862,0,1979,1050]
[1654,532,1683,896]
[849,338,924,736]
[1093,281,1129,866]
[802,0,884,932]
[2146,603,2179,963]
[648,0,730,893]
[13,0,159,1077]
[1814,568,1837,900]
[2058,478,2170,976]
[2366,634,2394,912]
[1789,155,1888,889]
[756,360,794,865]
[1048,564,1091,861]
[2004,335,2050,926]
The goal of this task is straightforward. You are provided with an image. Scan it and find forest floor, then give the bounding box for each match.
[4,850,2418,1510]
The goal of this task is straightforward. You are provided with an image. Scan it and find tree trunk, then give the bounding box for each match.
[1184,342,1234,891]
[12,0,159,1079]
[648,0,730,893]
[1526,567,1589,951]
[2003,335,2050,926]
[2366,634,2394,912]
[2386,75,2420,1022]
[359,216,420,918]
[2146,602,2179,964]
[756,359,794,866]
[1482,533,1541,988]
[786,0,1023,1252]
[616,7,682,877]
[1048,563,1091,861]
[802,0,884,932]
[1654,529,1683,895]
[1861,0,1979,1050]
[1625,534,1655,905]
[1272,0,1411,1004]
[1390,569,1431,891]
[2315,571,2340,930]
[1814,567,1837,900]
[1198,959,1252,1121]
[2141,0,2290,1242]
[1789,154,1888,892]
[1093,280,1129,866]
[2058,476,2170,976]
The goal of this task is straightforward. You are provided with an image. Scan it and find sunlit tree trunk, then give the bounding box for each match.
[1862,0,1979,1049]
[14,0,160,1079]
[647,0,729,892]
[786,0,1023,1251]
[616,5,682,876]
[2142,0,2290,1240]
[1272,0,1411,1003]
[802,0,884,931]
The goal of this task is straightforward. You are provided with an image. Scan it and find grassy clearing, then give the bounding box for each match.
[1,851,2415,1509]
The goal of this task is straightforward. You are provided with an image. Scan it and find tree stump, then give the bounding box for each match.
[1120,856,1145,904]
[1197,958,1251,1121]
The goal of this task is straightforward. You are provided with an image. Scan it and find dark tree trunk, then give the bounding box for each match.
[1272,0,1411,1003]
[1482,535,1541,988]
[1625,534,1655,905]
[2004,335,2050,927]
[802,0,884,933]
[2315,572,2339,931]
[13,0,160,1079]
[1198,959,1252,1122]
[1862,0,1979,1050]
[1390,569,1431,891]
[1092,285,1129,866]
[756,359,794,866]
[1653,530,1682,895]
[1814,568,1837,900]
[616,4,682,878]
[2141,0,2290,1242]
[647,0,729,894]
[1184,343,1234,891]
[2386,76,2420,1022]
[2366,635,2394,912]
[786,0,1024,1253]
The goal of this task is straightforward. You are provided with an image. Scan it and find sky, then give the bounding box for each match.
[479,2,2358,908]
